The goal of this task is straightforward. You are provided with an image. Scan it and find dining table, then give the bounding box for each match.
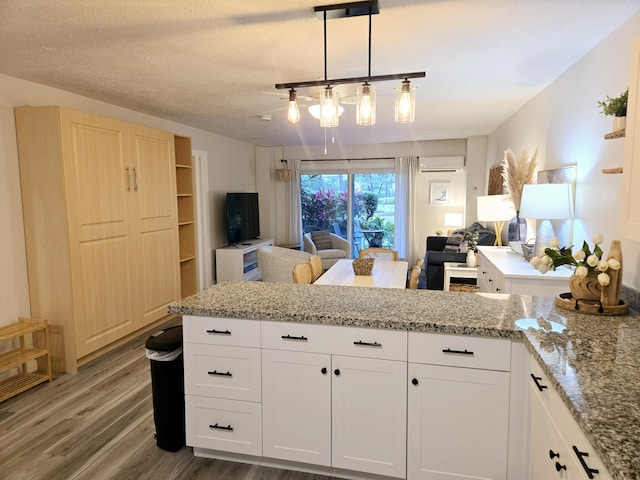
[314,258,409,289]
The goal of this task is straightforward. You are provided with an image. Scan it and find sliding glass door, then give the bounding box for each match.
[301,171,395,257]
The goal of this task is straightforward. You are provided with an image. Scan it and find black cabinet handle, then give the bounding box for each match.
[281,334,308,341]
[321,367,327,374]
[411,378,419,386]
[353,340,382,347]
[549,449,560,459]
[206,329,231,335]
[555,462,567,472]
[208,370,232,377]
[209,423,233,431]
[530,373,548,391]
[334,369,340,376]
[442,348,474,355]
[572,446,599,478]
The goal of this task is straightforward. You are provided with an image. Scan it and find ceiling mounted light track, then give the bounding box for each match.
[275,0,425,126]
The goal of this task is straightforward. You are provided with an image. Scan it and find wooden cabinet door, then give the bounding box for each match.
[261,349,331,466]
[59,109,137,357]
[407,363,510,480]
[128,124,180,326]
[332,355,407,479]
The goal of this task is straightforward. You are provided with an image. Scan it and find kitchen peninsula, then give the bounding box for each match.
[169,282,640,480]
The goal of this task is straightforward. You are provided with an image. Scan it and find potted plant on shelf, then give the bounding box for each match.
[597,88,628,131]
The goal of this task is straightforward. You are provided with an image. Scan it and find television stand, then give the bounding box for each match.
[216,238,274,282]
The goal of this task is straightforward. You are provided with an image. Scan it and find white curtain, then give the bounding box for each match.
[394,156,418,263]
[287,158,303,245]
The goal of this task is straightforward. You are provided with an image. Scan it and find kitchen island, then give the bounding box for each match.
[169,281,640,480]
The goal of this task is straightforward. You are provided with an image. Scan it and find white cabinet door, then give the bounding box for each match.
[332,355,407,479]
[261,349,331,466]
[407,363,510,480]
[530,383,574,480]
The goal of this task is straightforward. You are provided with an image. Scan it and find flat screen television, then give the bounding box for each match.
[226,192,260,245]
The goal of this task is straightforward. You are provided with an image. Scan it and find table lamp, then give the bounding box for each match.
[476,194,515,247]
[443,212,463,235]
[519,183,573,257]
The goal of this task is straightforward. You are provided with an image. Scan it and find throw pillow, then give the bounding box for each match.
[311,231,332,250]
[468,221,496,245]
[444,229,465,252]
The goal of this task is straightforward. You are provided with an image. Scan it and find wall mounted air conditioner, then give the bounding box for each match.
[419,156,465,172]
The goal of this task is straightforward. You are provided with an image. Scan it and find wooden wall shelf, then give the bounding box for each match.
[602,167,624,174]
[604,129,625,139]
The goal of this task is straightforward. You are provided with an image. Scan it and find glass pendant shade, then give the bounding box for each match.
[287,89,300,124]
[319,86,340,128]
[356,82,376,125]
[395,79,415,123]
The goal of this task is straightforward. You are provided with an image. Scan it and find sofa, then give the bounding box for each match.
[303,231,350,269]
[257,246,312,283]
[419,223,496,290]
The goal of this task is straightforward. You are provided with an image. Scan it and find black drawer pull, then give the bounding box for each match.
[530,373,548,391]
[572,446,599,478]
[281,334,308,341]
[353,340,382,347]
[442,348,474,355]
[206,329,231,335]
[209,423,233,431]
[208,370,232,377]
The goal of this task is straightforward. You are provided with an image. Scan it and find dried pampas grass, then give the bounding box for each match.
[502,147,538,212]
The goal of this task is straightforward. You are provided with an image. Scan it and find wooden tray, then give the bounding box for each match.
[555,292,629,316]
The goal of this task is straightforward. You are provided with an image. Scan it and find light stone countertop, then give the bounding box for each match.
[169,281,640,480]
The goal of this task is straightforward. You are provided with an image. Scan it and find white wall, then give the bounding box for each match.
[486,12,640,289]
[0,74,255,327]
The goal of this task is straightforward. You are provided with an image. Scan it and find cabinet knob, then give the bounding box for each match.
[555,461,567,472]
[411,378,419,386]
[321,367,327,374]
[334,368,341,376]
[549,449,560,459]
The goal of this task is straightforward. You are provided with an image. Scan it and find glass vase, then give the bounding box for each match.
[508,212,527,242]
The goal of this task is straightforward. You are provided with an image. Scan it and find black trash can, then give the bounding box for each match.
[145,325,185,452]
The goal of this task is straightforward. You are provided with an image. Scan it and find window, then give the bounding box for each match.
[301,166,395,257]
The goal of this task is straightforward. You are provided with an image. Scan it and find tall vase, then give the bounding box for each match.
[508,212,527,242]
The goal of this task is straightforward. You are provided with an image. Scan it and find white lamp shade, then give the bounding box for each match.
[443,212,463,227]
[476,194,515,222]
[519,183,573,220]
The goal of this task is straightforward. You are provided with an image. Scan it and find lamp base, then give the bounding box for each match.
[533,219,555,257]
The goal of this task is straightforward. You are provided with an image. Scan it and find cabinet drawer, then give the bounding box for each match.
[184,344,261,401]
[409,332,510,371]
[186,395,262,456]
[262,321,407,360]
[183,316,260,347]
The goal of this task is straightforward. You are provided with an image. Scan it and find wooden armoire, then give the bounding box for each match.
[15,106,195,373]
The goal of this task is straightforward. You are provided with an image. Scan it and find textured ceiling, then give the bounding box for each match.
[1,1,638,147]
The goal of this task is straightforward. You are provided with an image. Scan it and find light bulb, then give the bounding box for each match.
[395,79,415,123]
[287,89,300,124]
[319,85,339,128]
[356,82,376,126]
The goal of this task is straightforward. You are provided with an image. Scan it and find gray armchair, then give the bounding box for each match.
[257,246,311,283]
[303,232,350,269]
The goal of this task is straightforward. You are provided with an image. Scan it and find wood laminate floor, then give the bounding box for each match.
[0,317,335,480]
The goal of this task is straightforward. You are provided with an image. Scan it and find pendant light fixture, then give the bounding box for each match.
[287,88,300,124]
[395,79,416,123]
[275,1,425,128]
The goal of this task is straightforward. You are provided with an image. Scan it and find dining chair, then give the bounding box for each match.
[408,265,422,289]
[309,255,323,282]
[359,247,398,261]
[416,257,424,268]
[292,262,313,284]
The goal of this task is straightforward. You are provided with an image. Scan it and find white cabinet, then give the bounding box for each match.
[183,316,262,456]
[529,356,612,480]
[477,247,571,296]
[216,238,273,282]
[620,37,640,239]
[407,333,511,480]
[261,321,407,479]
